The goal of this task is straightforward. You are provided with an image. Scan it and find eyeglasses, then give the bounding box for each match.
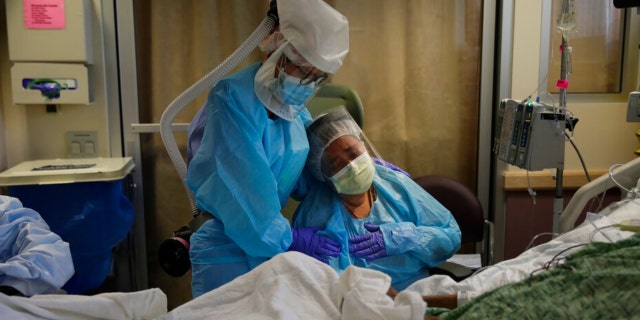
[279,54,328,85]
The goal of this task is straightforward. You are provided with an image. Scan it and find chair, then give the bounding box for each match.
[306,83,364,128]
[413,175,493,281]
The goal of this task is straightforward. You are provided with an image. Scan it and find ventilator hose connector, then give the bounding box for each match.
[158,212,214,277]
[158,226,192,277]
[268,0,279,23]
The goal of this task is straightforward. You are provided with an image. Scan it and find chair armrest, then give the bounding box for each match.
[429,261,473,282]
[483,220,495,266]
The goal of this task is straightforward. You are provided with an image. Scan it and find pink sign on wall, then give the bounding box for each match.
[23,0,66,29]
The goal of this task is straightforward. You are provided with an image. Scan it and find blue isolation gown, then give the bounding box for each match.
[0,196,74,296]
[186,62,312,297]
[292,165,462,290]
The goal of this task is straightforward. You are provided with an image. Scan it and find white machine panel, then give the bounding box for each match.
[494,99,565,171]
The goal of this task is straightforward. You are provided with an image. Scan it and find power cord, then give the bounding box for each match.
[587,221,618,243]
[565,132,591,182]
[524,232,559,251]
[608,163,633,194]
[528,243,586,277]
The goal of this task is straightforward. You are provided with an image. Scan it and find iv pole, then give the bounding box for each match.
[552,36,568,234]
[553,0,574,234]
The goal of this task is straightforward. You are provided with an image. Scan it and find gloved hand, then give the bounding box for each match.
[349,223,387,261]
[372,158,410,177]
[289,227,341,263]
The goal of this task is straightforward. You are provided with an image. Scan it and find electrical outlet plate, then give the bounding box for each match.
[626,91,640,122]
[66,131,98,158]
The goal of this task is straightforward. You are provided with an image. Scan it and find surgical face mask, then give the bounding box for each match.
[328,152,375,195]
[269,66,317,106]
[255,48,314,121]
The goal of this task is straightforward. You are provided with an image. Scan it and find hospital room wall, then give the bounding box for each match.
[495,0,640,261]
[0,0,120,171]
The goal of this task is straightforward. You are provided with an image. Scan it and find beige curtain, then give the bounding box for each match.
[134,0,481,309]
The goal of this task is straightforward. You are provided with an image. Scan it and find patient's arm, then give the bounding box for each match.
[386,286,399,299]
[387,286,458,309]
[422,293,458,310]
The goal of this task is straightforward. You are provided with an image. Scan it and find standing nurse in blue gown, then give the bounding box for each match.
[185,0,350,298]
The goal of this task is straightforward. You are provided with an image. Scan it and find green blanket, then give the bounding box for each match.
[430,233,640,320]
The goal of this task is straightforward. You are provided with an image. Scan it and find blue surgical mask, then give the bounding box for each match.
[328,153,376,195]
[271,67,316,106]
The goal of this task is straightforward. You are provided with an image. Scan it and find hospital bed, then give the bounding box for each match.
[4,157,640,320]
[407,156,640,318]
[164,156,640,319]
[161,156,640,319]
[560,155,640,232]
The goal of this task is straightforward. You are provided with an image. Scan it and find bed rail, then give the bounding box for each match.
[560,156,640,233]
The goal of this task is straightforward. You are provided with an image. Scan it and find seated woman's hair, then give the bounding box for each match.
[306,106,361,181]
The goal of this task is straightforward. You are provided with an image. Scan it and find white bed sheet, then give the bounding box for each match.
[0,288,166,320]
[404,196,640,306]
[0,244,422,320]
[5,197,639,319]
[161,251,426,320]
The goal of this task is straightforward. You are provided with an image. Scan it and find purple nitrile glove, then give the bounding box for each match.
[372,158,411,177]
[349,223,387,261]
[288,227,341,263]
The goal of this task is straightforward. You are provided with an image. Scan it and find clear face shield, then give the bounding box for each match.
[281,45,329,85]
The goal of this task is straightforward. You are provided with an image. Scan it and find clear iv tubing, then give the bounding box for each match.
[159,15,278,215]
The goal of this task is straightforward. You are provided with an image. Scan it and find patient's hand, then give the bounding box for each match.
[386,286,398,299]
[423,293,458,310]
[387,287,450,319]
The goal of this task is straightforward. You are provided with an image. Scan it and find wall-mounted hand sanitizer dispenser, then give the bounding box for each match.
[5,0,93,104]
